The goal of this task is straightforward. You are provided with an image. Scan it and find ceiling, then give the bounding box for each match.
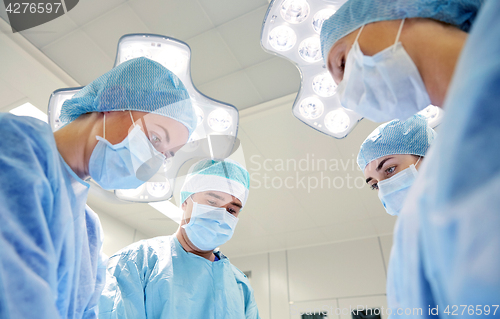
[0,0,300,110]
[0,0,394,257]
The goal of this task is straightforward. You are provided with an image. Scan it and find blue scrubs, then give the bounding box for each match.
[388,0,500,315]
[0,114,106,319]
[99,235,260,319]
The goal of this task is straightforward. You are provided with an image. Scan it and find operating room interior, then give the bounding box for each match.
[0,1,418,318]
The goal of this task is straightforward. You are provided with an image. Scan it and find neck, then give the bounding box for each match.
[53,113,102,180]
[175,228,215,261]
[405,19,467,107]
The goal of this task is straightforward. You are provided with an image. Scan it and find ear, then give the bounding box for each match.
[181,200,187,210]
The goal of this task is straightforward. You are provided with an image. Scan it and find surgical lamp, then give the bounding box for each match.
[260,0,444,138]
[48,34,239,203]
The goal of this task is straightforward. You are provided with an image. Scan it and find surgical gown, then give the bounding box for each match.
[387,0,500,315]
[0,114,106,319]
[99,235,260,319]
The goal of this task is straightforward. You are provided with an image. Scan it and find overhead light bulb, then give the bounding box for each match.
[312,8,336,33]
[299,97,324,119]
[208,109,232,132]
[312,72,337,97]
[298,36,322,63]
[268,26,297,52]
[116,184,145,198]
[280,0,310,24]
[324,109,350,134]
[147,181,170,198]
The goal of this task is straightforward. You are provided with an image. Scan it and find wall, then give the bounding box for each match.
[230,235,394,319]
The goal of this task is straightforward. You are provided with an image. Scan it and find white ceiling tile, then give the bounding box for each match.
[245,57,300,101]
[82,4,151,59]
[197,70,263,110]
[229,214,269,242]
[42,30,114,85]
[186,29,241,85]
[287,170,371,226]
[197,0,268,27]
[273,228,328,250]
[319,218,378,244]
[0,78,25,111]
[20,15,78,49]
[216,6,272,68]
[66,0,128,26]
[240,102,345,180]
[129,0,213,40]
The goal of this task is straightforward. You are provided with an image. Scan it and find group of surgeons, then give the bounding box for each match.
[0,0,498,317]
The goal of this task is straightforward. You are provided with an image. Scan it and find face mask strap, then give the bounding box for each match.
[393,19,406,52]
[415,155,422,167]
[129,110,136,127]
[102,114,106,140]
[354,24,365,44]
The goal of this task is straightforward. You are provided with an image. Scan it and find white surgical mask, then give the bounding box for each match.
[182,198,239,251]
[338,19,431,122]
[377,157,421,216]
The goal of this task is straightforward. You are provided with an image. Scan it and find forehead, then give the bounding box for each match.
[132,111,188,136]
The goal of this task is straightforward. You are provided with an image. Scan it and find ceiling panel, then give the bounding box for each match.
[42,30,113,85]
[0,78,25,111]
[197,70,263,110]
[82,3,151,60]
[273,227,329,250]
[66,0,128,27]
[20,15,78,49]
[129,0,213,40]
[185,29,242,86]
[197,0,268,27]
[245,57,300,101]
[217,6,272,69]
[221,235,284,257]
[319,218,378,244]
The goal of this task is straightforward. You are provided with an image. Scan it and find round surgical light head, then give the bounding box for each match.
[312,72,337,97]
[324,109,350,134]
[299,97,324,119]
[208,109,232,132]
[280,0,310,24]
[194,105,204,127]
[116,184,145,197]
[147,181,170,198]
[312,9,336,34]
[123,48,152,62]
[268,26,297,52]
[298,36,322,63]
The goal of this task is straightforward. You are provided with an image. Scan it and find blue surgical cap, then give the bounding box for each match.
[60,57,197,136]
[321,0,483,62]
[357,114,436,171]
[180,159,250,207]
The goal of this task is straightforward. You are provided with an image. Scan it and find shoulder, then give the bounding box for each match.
[230,263,252,286]
[108,236,173,267]
[0,114,56,161]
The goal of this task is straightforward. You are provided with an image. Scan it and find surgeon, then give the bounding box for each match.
[0,57,196,319]
[99,159,260,319]
[320,0,482,122]
[358,114,436,216]
[321,0,500,315]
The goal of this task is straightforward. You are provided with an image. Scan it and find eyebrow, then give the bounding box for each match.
[207,192,242,209]
[365,157,394,184]
[160,126,170,144]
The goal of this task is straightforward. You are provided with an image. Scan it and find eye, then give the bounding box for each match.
[150,133,161,145]
[340,57,345,72]
[227,208,236,214]
[370,183,378,191]
[385,166,396,175]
